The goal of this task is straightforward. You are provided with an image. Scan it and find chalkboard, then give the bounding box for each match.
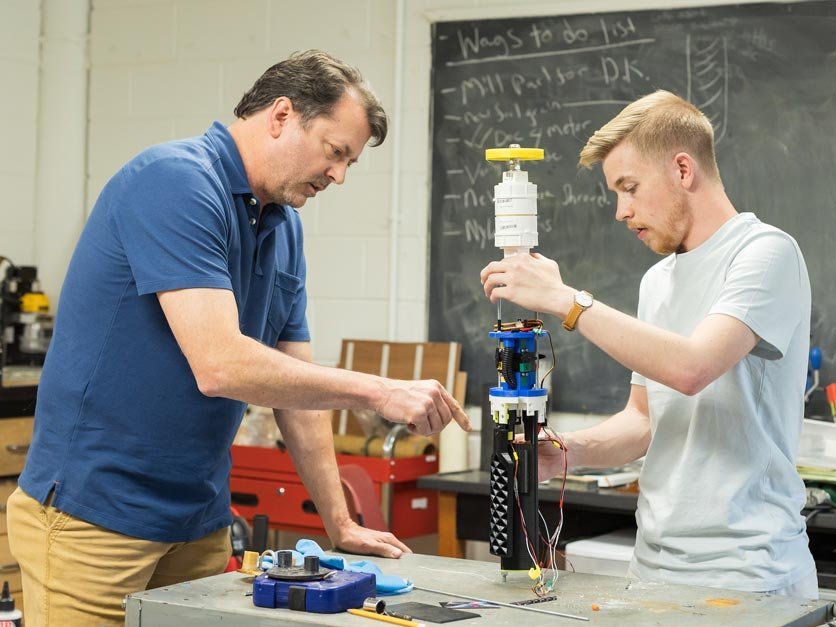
[428,2,836,414]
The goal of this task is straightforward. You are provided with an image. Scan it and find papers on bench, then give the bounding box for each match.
[545,461,643,491]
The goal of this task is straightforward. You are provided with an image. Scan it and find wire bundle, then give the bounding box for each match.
[511,426,570,595]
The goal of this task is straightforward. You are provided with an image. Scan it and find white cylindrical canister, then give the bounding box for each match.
[493,169,539,250]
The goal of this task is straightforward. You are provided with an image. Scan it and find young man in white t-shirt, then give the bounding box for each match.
[480,90,817,598]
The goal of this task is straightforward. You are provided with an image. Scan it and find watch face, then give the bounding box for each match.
[576,290,593,307]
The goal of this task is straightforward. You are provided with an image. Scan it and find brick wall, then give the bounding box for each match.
[0,0,40,266]
[6,0,750,365]
[87,0,397,364]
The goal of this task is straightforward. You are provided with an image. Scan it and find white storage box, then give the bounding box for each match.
[564,529,636,577]
[798,418,836,469]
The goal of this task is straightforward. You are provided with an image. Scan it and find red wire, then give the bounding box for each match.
[511,444,540,566]
[510,429,571,575]
[539,429,569,544]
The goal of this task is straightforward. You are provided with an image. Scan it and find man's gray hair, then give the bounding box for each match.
[234,50,388,147]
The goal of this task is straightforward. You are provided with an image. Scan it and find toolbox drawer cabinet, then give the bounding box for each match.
[0,415,33,616]
[230,445,439,538]
[230,474,324,532]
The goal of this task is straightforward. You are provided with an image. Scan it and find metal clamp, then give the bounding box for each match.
[381,424,409,459]
[380,424,410,527]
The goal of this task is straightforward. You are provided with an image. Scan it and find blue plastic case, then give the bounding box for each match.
[252,570,376,613]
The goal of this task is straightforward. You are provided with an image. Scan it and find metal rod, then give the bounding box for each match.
[497,299,502,386]
[413,585,589,622]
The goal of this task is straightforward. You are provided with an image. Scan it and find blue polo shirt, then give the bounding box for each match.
[19,122,309,542]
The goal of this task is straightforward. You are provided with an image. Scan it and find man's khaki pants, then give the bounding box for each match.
[6,487,232,626]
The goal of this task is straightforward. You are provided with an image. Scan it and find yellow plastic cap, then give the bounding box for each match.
[20,292,50,313]
[485,147,545,162]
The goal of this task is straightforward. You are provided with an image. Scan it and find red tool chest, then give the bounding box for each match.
[230,444,439,538]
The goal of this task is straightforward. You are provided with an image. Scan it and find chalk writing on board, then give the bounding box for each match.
[686,35,729,141]
[429,3,836,414]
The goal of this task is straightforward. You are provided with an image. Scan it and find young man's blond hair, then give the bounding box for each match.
[579,90,721,181]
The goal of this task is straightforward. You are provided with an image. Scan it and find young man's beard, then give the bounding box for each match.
[651,197,691,255]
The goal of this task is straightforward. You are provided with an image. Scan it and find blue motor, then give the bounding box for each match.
[490,329,547,395]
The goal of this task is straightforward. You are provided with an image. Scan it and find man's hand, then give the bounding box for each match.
[376,379,471,436]
[480,252,571,316]
[331,519,413,559]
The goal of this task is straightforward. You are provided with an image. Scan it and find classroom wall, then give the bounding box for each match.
[396,0,785,363]
[7,0,771,367]
[0,0,41,267]
[83,0,770,367]
[86,0,400,366]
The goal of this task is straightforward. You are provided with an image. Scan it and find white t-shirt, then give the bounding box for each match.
[630,212,815,592]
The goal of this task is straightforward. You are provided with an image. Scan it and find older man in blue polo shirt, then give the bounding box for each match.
[7,50,471,626]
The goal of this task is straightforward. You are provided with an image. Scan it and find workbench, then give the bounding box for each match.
[124,553,832,626]
[419,470,836,588]
[419,470,638,559]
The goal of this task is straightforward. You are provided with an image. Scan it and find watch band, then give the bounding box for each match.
[562,291,593,332]
[562,304,585,331]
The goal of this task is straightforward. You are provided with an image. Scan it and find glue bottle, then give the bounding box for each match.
[0,581,22,626]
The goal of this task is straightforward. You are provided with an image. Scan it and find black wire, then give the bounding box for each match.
[0,255,17,304]
[0,256,16,294]
[539,330,557,388]
[501,346,516,390]
[805,502,835,523]
[0,256,16,271]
